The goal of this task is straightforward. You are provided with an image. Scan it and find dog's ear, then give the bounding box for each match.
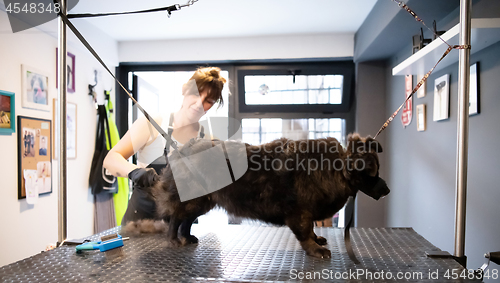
[347,134,383,153]
[365,136,383,153]
[347,133,364,154]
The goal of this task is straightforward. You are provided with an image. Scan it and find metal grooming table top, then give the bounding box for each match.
[0,225,479,282]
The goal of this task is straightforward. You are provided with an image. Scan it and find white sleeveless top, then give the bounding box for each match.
[136,114,204,168]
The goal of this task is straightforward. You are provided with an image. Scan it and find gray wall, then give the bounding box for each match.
[381,1,500,272]
[355,61,388,228]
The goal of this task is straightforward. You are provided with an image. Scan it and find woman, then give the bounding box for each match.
[103,67,226,224]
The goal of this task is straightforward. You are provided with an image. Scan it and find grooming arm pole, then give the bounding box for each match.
[454,0,472,267]
[57,0,68,245]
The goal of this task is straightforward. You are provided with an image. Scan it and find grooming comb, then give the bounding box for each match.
[75,233,129,258]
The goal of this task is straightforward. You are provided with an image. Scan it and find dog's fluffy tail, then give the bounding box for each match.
[121,219,168,235]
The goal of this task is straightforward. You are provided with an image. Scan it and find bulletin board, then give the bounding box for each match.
[17,116,52,199]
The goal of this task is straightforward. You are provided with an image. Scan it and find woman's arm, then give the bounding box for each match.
[103,114,162,178]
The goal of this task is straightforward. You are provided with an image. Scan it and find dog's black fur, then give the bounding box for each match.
[152,134,390,258]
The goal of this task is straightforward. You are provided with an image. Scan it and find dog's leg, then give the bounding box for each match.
[287,214,331,258]
[314,233,328,246]
[178,215,199,246]
[165,215,182,247]
[178,199,215,246]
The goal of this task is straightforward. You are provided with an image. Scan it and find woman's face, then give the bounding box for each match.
[182,89,216,122]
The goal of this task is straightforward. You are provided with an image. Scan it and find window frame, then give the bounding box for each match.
[236,61,354,113]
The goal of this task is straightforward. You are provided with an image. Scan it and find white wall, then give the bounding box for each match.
[119,33,354,62]
[0,9,118,267]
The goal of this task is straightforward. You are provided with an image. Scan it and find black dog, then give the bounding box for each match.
[152,134,390,258]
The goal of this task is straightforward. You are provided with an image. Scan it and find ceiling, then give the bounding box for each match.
[69,0,378,42]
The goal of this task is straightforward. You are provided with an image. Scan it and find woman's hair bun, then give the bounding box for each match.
[204,67,226,84]
[189,67,227,106]
[209,68,220,78]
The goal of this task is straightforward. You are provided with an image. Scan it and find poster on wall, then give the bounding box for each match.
[52,99,77,159]
[417,104,426,132]
[56,49,76,93]
[21,65,50,112]
[0,90,15,135]
[401,75,413,127]
[433,74,449,121]
[17,116,52,200]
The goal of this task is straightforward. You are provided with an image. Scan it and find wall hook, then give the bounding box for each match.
[88,70,98,97]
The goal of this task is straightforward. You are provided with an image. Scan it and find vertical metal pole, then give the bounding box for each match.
[57,0,68,244]
[454,0,472,265]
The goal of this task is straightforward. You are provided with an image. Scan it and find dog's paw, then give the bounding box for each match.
[307,246,332,259]
[315,236,327,246]
[180,235,199,246]
[166,238,182,248]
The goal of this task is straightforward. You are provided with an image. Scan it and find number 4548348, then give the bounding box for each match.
[5,2,60,14]
[444,268,498,280]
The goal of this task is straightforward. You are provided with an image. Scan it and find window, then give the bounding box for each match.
[244,74,344,105]
[242,118,345,145]
[237,62,354,113]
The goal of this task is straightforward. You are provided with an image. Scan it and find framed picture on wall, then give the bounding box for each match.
[52,99,77,159]
[17,116,52,200]
[469,62,480,116]
[21,65,50,112]
[0,90,15,135]
[417,104,426,132]
[433,74,449,121]
[56,49,76,93]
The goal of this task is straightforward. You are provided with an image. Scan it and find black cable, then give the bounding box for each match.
[67,5,180,19]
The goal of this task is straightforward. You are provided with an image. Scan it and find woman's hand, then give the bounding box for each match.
[103,114,163,177]
[128,168,159,190]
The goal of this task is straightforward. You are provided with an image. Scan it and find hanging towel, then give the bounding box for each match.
[90,104,118,232]
[105,98,130,226]
[94,193,116,234]
[89,105,117,194]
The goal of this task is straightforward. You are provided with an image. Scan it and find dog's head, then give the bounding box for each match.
[343,134,390,200]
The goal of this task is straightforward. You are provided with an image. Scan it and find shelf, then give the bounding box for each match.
[392,18,500,76]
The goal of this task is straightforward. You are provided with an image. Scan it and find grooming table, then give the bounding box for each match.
[0,225,479,282]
